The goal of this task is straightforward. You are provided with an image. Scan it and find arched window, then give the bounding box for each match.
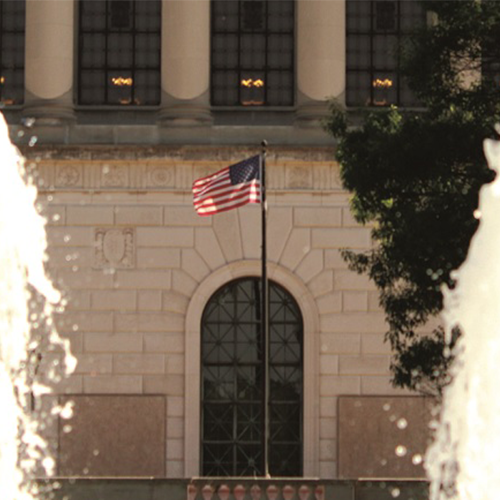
[201,277,303,477]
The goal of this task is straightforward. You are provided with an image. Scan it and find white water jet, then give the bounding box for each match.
[0,113,74,499]
[426,134,500,500]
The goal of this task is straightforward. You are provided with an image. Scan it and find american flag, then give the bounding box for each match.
[192,155,261,216]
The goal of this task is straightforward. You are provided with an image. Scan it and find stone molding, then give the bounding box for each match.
[33,159,342,193]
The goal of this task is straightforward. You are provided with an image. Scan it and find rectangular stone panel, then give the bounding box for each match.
[338,396,434,478]
[58,395,166,477]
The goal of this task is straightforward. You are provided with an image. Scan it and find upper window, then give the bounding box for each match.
[78,0,161,106]
[211,0,295,107]
[346,0,425,107]
[0,0,25,106]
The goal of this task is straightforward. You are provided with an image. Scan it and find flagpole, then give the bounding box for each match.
[260,139,270,477]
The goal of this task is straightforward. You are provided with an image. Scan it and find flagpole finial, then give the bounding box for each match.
[261,139,268,150]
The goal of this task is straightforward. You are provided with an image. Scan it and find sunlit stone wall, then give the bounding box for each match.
[24,146,421,480]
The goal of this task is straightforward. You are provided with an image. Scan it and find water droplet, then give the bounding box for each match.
[383,403,391,411]
[72,324,79,332]
[52,213,61,222]
[28,136,38,147]
[71,265,79,272]
[397,418,408,429]
[395,445,407,457]
[22,117,36,128]
[17,130,25,137]
[412,454,423,465]
[63,234,71,243]
[473,209,481,219]
[390,488,401,498]
[93,449,100,456]
[63,425,72,434]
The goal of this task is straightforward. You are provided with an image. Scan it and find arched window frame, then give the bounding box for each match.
[185,262,320,477]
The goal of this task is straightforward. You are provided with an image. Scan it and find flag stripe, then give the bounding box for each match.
[192,156,261,216]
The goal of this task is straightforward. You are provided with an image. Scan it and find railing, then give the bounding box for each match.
[35,477,429,500]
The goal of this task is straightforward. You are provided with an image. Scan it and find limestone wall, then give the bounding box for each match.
[30,147,412,479]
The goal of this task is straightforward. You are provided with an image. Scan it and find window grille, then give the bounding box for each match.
[201,278,303,476]
[78,0,161,106]
[346,0,425,107]
[211,0,295,107]
[0,0,25,106]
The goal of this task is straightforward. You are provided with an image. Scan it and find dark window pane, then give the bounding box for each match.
[78,0,160,105]
[0,0,25,105]
[346,0,424,107]
[201,278,303,476]
[211,0,294,106]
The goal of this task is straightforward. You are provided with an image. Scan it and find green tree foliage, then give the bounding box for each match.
[325,0,500,395]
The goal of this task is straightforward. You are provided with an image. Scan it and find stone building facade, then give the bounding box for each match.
[3,0,431,481]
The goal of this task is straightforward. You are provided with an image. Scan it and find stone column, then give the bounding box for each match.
[24,0,75,132]
[295,0,345,127]
[158,0,212,127]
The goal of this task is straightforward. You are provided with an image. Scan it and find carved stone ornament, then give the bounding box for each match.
[217,484,230,500]
[202,484,214,500]
[56,165,81,187]
[187,484,198,500]
[101,165,129,187]
[282,485,295,500]
[233,485,246,500]
[298,485,311,500]
[148,165,174,187]
[266,485,279,500]
[287,166,311,189]
[94,228,135,268]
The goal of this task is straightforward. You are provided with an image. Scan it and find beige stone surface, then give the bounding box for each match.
[58,395,166,476]
[337,396,434,478]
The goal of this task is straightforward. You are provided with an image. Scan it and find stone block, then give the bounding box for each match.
[360,376,410,396]
[295,249,324,283]
[319,397,337,418]
[334,269,376,291]
[115,313,184,333]
[164,206,211,227]
[166,396,184,417]
[361,334,391,355]
[145,333,184,354]
[113,354,166,374]
[337,396,434,478]
[73,354,113,375]
[324,249,349,270]
[58,395,166,476]
[319,418,337,440]
[171,269,198,297]
[279,228,311,270]
[316,293,342,314]
[319,333,361,355]
[84,333,143,353]
[343,291,368,312]
[136,227,194,247]
[213,210,243,262]
[319,438,337,459]
[55,311,114,334]
[166,417,184,439]
[194,228,226,270]
[339,355,390,376]
[115,270,172,289]
[114,206,163,226]
[312,228,371,249]
[166,354,184,374]
[67,206,114,225]
[91,290,137,311]
[294,207,342,227]
[320,354,339,375]
[55,269,115,290]
[307,270,334,298]
[320,313,387,334]
[320,375,360,396]
[238,207,261,259]
[83,375,142,394]
[181,249,210,282]
[267,207,293,262]
[136,248,180,269]
[46,227,93,247]
[166,439,184,460]
[162,291,189,314]
[138,290,162,311]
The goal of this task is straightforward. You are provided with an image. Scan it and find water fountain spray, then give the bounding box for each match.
[0,113,74,499]
[426,132,500,500]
